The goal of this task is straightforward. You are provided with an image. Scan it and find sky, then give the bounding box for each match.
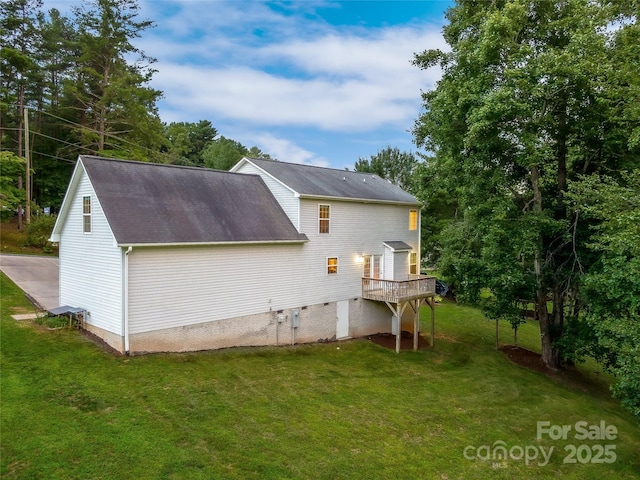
[49,1,452,169]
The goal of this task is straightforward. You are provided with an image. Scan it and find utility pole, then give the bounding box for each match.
[24,107,31,225]
[18,175,23,230]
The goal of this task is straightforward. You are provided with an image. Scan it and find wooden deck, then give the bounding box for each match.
[362,275,436,303]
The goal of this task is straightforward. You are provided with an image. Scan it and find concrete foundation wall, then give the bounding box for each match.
[127,298,394,354]
[84,322,125,353]
[83,297,426,355]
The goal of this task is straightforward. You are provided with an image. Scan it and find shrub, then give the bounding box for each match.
[25,215,57,248]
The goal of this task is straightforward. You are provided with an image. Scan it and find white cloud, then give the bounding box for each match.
[40,0,447,167]
[147,19,444,131]
[248,133,329,167]
[154,64,426,131]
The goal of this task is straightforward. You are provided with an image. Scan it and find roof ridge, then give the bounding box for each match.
[246,157,381,179]
[80,155,250,177]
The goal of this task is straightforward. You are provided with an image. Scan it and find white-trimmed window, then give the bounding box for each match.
[327,257,338,275]
[409,209,418,231]
[363,255,382,279]
[409,252,418,275]
[319,204,330,234]
[82,196,92,233]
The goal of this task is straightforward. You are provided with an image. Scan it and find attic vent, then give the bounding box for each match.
[363,178,366,183]
[343,176,346,181]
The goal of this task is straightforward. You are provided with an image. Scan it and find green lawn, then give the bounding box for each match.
[1,273,639,479]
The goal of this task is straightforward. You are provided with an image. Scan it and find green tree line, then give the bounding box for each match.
[412,0,639,418]
[0,0,270,213]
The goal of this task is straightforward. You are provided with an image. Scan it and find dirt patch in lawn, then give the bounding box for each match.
[499,345,612,395]
[367,331,431,351]
[499,345,549,375]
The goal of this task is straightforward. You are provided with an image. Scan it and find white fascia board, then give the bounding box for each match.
[299,194,421,207]
[117,238,309,248]
[49,156,84,242]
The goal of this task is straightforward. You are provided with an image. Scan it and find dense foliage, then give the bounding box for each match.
[0,0,270,213]
[567,172,640,418]
[413,0,639,417]
[354,146,418,193]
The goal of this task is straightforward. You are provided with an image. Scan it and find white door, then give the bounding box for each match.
[336,300,349,339]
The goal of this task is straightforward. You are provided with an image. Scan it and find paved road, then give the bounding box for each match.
[0,254,59,310]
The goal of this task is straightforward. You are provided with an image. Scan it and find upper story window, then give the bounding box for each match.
[327,257,338,274]
[82,196,92,234]
[319,204,330,234]
[409,252,418,275]
[409,209,418,231]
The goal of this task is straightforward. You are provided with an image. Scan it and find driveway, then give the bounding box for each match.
[0,254,59,310]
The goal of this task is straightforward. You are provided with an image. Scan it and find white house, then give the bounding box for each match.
[50,155,435,354]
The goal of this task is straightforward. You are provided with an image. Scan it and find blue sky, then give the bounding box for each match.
[50,1,452,169]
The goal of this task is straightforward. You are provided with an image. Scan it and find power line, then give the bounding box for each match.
[31,150,76,164]
[34,108,171,161]
[30,129,92,154]
[4,104,173,162]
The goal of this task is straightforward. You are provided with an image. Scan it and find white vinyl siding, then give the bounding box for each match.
[233,161,301,230]
[127,200,419,335]
[58,172,123,335]
[383,245,409,281]
[384,251,394,281]
[299,198,419,292]
[128,244,309,334]
[393,251,409,280]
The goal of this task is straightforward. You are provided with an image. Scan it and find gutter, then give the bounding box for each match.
[297,193,421,206]
[117,238,309,248]
[123,246,133,355]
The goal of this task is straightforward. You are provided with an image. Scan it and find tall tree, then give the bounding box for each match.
[64,0,162,157]
[413,0,640,368]
[163,120,218,166]
[202,136,249,171]
[0,151,26,220]
[354,146,417,192]
[0,0,43,155]
[247,146,272,160]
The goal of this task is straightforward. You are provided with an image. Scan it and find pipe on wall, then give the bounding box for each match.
[123,246,133,355]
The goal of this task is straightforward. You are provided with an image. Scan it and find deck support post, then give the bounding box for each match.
[413,299,420,351]
[396,303,401,353]
[385,301,408,353]
[365,276,436,353]
[406,299,420,351]
[425,296,435,347]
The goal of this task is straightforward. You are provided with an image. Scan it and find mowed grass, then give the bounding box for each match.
[1,273,639,479]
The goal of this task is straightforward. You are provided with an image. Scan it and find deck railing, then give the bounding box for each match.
[362,275,436,303]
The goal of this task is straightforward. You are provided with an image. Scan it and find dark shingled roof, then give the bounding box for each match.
[80,156,307,245]
[383,241,413,251]
[242,158,420,205]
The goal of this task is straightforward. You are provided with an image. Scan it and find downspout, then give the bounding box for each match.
[123,246,133,355]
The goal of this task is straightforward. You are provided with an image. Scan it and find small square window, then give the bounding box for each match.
[327,257,338,274]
